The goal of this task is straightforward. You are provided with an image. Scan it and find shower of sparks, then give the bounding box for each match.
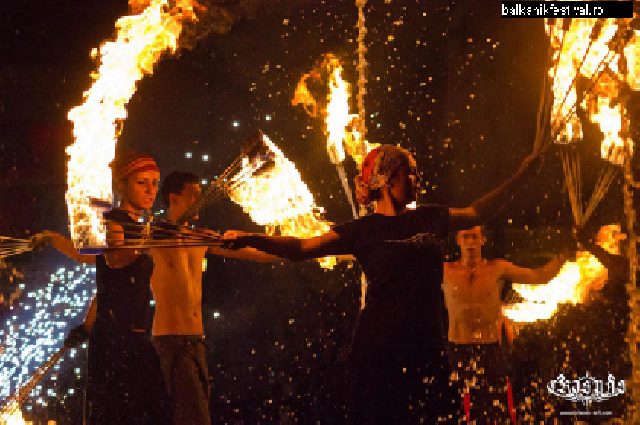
[0,265,95,411]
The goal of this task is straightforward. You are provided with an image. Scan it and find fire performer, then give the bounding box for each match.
[442,225,568,422]
[32,151,172,424]
[222,144,544,423]
[150,170,281,425]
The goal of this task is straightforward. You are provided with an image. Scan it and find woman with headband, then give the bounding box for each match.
[223,145,542,423]
[32,152,171,424]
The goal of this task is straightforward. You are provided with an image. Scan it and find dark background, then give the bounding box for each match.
[0,0,635,422]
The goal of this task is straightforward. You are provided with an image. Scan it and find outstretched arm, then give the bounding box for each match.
[83,295,98,333]
[575,230,626,275]
[31,231,96,264]
[222,230,347,262]
[181,227,283,262]
[499,254,568,286]
[207,245,283,262]
[449,153,543,232]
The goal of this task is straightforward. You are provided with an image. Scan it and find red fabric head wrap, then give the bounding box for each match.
[110,151,159,181]
[360,148,381,185]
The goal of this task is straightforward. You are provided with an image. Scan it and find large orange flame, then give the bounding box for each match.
[65,0,199,248]
[228,133,336,269]
[547,13,638,164]
[503,251,607,322]
[503,225,620,323]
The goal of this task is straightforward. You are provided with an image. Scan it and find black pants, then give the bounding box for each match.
[85,327,171,424]
[152,335,211,425]
[447,342,512,422]
[348,343,458,424]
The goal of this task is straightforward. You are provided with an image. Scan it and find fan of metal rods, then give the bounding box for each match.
[530,18,633,226]
[0,347,68,419]
[177,130,277,223]
[99,218,223,250]
[560,147,619,226]
[533,17,637,154]
[0,221,224,259]
[0,236,32,259]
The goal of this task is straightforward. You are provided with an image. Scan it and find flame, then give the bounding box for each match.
[293,54,376,168]
[592,99,626,164]
[503,248,607,322]
[503,224,622,323]
[326,65,353,164]
[65,0,199,248]
[1,408,26,425]
[503,251,607,323]
[546,12,638,164]
[229,133,336,268]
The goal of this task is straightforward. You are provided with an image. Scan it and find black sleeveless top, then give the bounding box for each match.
[95,209,154,331]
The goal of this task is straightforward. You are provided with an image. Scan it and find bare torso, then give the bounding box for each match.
[442,259,506,344]
[150,246,207,336]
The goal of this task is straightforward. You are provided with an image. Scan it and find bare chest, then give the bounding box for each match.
[443,264,503,302]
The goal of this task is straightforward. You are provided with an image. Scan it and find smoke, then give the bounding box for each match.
[152,0,324,49]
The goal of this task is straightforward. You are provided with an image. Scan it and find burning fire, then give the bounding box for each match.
[546,13,638,164]
[292,54,376,169]
[65,0,200,248]
[503,251,607,322]
[229,133,336,268]
[1,407,26,425]
[503,224,623,323]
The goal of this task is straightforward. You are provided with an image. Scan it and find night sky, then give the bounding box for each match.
[0,0,635,422]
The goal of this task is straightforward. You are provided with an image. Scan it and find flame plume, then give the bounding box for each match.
[521,12,639,324]
[228,133,336,269]
[503,251,607,323]
[293,54,376,169]
[65,0,200,248]
[502,225,623,323]
[546,14,638,163]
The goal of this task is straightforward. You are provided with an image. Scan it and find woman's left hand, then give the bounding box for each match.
[30,231,53,252]
[222,230,251,250]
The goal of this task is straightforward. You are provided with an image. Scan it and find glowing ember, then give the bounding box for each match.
[546,14,638,164]
[65,0,200,248]
[229,133,336,268]
[1,407,26,425]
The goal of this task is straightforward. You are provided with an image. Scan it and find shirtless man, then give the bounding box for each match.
[32,170,279,423]
[150,171,280,424]
[442,225,568,422]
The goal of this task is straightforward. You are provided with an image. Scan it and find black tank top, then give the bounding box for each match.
[95,209,154,331]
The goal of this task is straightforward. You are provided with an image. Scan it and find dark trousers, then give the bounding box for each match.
[152,335,211,425]
[85,327,171,424]
[348,344,458,424]
[447,342,515,423]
